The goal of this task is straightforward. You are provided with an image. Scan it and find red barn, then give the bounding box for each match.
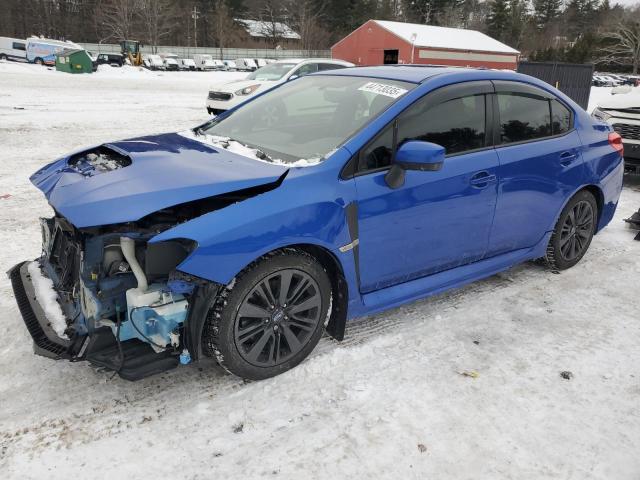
[332,20,519,70]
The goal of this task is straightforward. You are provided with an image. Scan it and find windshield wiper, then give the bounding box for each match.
[254,148,273,163]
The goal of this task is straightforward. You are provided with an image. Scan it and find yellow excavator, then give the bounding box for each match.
[120,40,142,66]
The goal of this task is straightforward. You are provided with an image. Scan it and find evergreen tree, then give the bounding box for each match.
[532,0,562,29]
[487,0,510,43]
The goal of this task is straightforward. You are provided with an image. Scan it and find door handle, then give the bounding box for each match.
[560,151,579,166]
[470,171,497,188]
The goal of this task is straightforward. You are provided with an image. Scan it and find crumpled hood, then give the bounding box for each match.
[210,79,277,93]
[30,132,287,228]
[598,89,640,109]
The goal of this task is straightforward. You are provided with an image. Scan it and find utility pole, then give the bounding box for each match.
[192,5,200,48]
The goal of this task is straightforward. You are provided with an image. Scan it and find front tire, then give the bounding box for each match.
[546,190,597,270]
[202,249,331,380]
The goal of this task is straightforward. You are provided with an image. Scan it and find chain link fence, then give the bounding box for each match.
[79,43,331,60]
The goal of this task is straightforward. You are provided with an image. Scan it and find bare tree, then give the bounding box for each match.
[258,0,286,48]
[210,1,240,59]
[288,0,330,50]
[599,13,640,73]
[138,0,177,52]
[99,0,140,42]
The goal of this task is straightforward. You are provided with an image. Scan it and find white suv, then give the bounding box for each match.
[206,58,353,115]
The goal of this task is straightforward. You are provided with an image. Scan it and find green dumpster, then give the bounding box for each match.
[55,48,93,74]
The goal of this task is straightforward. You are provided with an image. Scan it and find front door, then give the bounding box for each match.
[353,82,500,293]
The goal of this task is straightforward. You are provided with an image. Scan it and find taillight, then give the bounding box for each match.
[608,132,624,156]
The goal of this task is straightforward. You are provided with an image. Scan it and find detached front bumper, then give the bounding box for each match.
[8,261,84,360]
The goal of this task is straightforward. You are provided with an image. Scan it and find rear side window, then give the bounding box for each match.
[497,93,551,143]
[293,63,318,77]
[319,63,347,71]
[551,99,571,135]
[13,42,26,51]
[398,94,486,155]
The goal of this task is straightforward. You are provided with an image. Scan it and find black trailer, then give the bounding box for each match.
[517,61,594,110]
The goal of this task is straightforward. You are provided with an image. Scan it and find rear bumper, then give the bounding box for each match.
[623,143,640,174]
[8,261,81,359]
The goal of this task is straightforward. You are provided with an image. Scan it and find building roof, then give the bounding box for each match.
[235,19,301,40]
[372,20,519,54]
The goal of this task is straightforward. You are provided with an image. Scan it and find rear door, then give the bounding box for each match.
[488,81,585,255]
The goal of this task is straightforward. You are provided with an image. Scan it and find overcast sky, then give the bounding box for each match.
[613,0,639,6]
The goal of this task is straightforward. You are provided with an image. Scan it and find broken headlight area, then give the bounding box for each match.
[10,214,205,380]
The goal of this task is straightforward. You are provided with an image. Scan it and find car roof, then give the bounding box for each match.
[274,58,350,65]
[314,65,532,84]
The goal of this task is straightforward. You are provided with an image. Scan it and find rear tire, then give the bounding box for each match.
[0,54,7,61]
[546,190,597,270]
[202,249,331,380]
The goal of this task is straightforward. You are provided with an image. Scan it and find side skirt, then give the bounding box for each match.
[354,233,551,318]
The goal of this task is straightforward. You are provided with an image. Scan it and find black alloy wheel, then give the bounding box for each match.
[234,269,323,367]
[202,249,331,380]
[546,190,597,270]
[558,200,594,261]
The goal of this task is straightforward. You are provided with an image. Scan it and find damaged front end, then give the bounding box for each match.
[9,214,220,380]
[9,133,291,379]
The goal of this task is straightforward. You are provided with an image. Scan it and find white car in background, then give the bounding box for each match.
[223,60,237,71]
[593,86,640,173]
[206,58,353,115]
[0,36,27,62]
[235,58,258,71]
[162,53,180,71]
[180,58,196,70]
[194,54,216,71]
[211,59,226,71]
[145,54,164,70]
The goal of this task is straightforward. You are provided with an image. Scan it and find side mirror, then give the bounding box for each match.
[385,141,445,188]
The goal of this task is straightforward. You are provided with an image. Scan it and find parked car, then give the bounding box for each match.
[162,53,180,71]
[10,66,623,382]
[593,89,640,173]
[211,59,226,71]
[0,36,27,62]
[180,58,196,71]
[194,54,216,71]
[94,53,125,68]
[206,58,353,115]
[145,54,164,70]
[223,59,237,71]
[235,58,258,71]
[26,36,81,65]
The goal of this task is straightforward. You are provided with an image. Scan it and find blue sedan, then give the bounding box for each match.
[9,66,624,380]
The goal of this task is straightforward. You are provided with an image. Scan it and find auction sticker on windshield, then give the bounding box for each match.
[358,82,408,98]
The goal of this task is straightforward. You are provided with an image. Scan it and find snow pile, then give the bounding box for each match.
[179,129,324,167]
[26,262,68,339]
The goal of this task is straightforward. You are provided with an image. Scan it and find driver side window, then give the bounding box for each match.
[292,63,318,78]
[356,93,487,174]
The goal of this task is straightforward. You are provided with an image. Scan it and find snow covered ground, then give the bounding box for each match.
[1,62,639,479]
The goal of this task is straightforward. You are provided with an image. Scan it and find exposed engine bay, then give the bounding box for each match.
[12,213,217,380]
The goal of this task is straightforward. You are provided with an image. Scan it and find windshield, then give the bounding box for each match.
[247,63,296,81]
[198,75,414,164]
